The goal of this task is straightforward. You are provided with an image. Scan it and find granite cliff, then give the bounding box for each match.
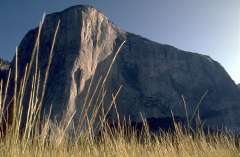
[2,5,240,132]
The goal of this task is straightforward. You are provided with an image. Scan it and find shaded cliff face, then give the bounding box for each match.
[5,5,240,131]
[111,35,240,131]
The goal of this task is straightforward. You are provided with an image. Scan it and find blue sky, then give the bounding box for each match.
[0,0,239,83]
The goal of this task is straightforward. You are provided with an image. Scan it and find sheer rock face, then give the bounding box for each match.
[5,5,240,131]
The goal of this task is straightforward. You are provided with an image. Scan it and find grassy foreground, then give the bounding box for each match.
[0,128,240,157]
[0,17,240,157]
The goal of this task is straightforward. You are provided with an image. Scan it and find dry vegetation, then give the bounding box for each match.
[0,17,240,157]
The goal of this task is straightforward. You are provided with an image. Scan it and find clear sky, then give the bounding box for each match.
[0,0,239,83]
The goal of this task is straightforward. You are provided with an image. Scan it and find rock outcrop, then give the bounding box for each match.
[0,58,9,70]
[0,58,9,81]
[3,5,240,132]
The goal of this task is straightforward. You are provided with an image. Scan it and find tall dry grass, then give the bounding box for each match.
[0,16,240,157]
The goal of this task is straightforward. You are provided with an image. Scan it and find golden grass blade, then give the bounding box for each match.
[190,90,208,124]
[181,95,190,130]
[102,40,126,85]
[38,20,61,109]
